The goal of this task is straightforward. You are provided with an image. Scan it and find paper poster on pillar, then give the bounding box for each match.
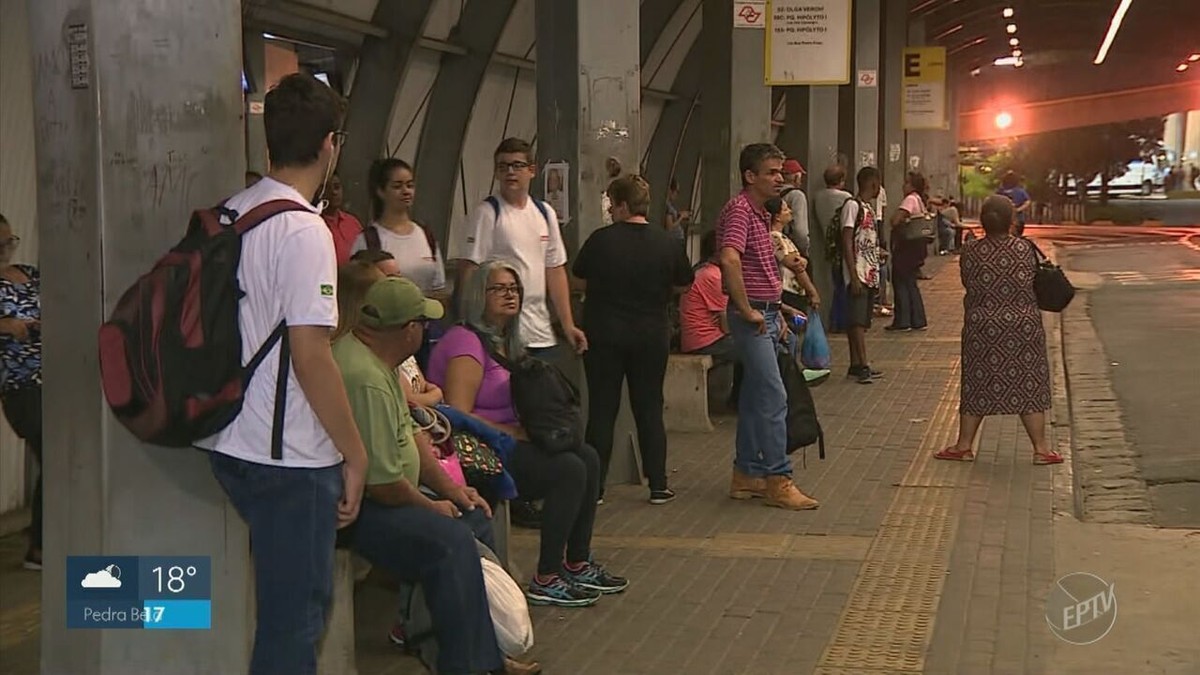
[901,47,948,130]
[544,162,570,225]
[763,0,852,85]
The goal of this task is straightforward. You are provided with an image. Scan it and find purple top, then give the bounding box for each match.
[426,325,518,425]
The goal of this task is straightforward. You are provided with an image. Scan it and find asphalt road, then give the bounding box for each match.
[1060,236,1200,528]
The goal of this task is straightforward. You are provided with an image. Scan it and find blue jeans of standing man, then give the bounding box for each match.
[727,305,791,477]
[209,452,342,675]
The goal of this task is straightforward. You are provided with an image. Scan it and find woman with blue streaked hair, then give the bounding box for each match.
[426,260,628,608]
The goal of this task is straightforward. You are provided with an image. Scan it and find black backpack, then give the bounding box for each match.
[826,196,865,269]
[778,351,826,460]
[469,326,583,454]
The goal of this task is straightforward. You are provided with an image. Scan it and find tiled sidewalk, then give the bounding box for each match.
[0,254,1065,674]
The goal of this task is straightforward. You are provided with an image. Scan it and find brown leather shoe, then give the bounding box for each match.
[730,468,767,500]
[505,656,543,675]
[764,476,820,510]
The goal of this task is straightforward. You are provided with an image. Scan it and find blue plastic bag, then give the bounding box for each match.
[801,311,831,370]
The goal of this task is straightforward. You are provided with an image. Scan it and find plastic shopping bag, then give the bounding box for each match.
[800,311,832,370]
[480,557,534,656]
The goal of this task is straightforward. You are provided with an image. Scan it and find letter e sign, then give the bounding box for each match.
[904,53,921,78]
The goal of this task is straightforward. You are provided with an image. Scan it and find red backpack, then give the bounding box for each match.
[98,199,307,457]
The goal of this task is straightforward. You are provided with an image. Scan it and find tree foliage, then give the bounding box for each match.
[976,117,1164,204]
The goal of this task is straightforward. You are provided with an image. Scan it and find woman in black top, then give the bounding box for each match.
[573,175,694,504]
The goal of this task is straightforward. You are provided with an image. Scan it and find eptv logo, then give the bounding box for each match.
[1045,572,1117,645]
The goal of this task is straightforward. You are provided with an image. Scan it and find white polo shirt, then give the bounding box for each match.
[195,178,341,468]
[453,195,567,349]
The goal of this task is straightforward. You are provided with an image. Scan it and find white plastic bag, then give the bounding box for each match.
[480,557,534,656]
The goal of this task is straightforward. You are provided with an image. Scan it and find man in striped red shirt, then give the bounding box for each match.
[717,143,819,511]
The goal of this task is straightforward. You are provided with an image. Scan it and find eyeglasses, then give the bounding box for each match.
[1,236,19,248]
[495,161,531,173]
[332,130,348,147]
[486,284,522,297]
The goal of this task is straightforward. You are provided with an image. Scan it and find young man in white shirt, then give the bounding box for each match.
[197,73,369,675]
[453,137,587,358]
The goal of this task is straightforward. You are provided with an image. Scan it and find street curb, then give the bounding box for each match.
[1041,242,1081,520]
[1053,246,1154,525]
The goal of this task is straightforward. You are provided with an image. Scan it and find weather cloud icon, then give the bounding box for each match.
[81,564,122,589]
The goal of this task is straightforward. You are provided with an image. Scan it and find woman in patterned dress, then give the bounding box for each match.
[0,213,43,568]
[934,195,1063,464]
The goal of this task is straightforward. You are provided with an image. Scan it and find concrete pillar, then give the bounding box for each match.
[879,0,908,212]
[534,0,644,487]
[776,87,810,161]
[853,0,881,172]
[903,18,958,199]
[700,0,773,227]
[1164,112,1186,165]
[28,1,251,673]
[535,0,641,251]
[243,29,268,175]
[1185,110,1200,167]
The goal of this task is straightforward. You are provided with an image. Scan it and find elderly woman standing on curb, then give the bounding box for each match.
[935,195,1062,465]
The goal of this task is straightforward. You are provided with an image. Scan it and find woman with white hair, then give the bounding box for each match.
[427,260,628,608]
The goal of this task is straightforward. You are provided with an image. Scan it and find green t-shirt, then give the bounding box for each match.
[332,335,420,487]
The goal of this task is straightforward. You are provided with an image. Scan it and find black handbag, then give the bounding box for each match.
[1030,240,1075,312]
[777,351,825,460]
[902,214,936,242]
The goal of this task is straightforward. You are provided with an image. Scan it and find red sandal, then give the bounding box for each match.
[1033,451,1064,465]
[934,447,975,461]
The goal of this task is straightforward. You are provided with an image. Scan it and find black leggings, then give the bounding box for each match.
[583,337,670,491]
[2,385,42,548]
[506,441,601,576]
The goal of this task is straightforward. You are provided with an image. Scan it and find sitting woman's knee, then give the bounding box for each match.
[575,443,601,477]
[549,451,588,489]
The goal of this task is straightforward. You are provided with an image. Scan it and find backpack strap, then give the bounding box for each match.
[463,322,513,370]
[364,225,383,251]
[485,195,551,227]
[231,199,312,236]
[243,320,290,461]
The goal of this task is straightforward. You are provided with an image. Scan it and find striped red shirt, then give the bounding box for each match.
[716,191,782,301]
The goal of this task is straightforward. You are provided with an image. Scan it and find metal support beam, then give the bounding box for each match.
[337,0,435,222]
[643,36,705,224]
[412,0,518,250]
[640,0,688,65]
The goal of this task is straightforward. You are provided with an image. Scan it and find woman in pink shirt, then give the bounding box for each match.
[427,261,628,609]
[320,172,364,266]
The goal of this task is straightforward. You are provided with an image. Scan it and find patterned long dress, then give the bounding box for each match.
[960,235,1051,416]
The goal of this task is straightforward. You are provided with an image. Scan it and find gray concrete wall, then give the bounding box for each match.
[27,1,252,671]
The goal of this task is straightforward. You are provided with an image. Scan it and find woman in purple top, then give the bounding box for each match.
[427,260,628,609]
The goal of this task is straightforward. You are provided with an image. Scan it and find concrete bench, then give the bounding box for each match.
[663,354,715,432]
[316,500,513,675]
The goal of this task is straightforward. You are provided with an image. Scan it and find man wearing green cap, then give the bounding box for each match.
[332,276,519,675]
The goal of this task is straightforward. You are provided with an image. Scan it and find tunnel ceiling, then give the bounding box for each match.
[913,0,1200,74]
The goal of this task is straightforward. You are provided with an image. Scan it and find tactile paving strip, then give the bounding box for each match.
[821,610,935,671]
[817,363,972,672]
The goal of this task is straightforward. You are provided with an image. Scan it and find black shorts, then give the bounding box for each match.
[846,286,877,328]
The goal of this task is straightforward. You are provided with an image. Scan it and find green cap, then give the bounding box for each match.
[358,277,444,329]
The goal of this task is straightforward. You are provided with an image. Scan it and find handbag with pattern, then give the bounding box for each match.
[452,431,504,479]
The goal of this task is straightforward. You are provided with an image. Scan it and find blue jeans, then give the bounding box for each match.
[351,500,504,675]
[209,452,342,675]
[727,306,791,477]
